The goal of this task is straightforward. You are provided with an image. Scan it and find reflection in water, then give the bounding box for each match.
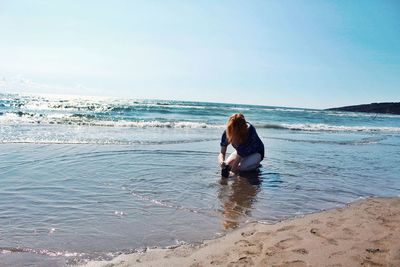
[218,170,262,229]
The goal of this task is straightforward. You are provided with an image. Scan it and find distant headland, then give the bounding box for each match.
[327,102,400,115]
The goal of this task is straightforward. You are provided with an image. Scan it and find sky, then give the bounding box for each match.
[0,0,399,108]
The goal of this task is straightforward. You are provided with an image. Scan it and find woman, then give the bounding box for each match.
[218,113,264,176]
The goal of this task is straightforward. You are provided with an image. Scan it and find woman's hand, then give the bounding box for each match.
[230,154,241,173]
[218,154,226,168]
[218,146,227,168]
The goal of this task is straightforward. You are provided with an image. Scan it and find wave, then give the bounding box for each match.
[325,111,400,119]
[256,123,400,133]
[0,112,224,128]
[261,107,315,113]
[267,136,385,145]
[1,93,400,133]
[255,123,287,130]
[0,247,85,257]
[130,191,208,216]
[0,246,131,264]
[1,111,400,133]
[0,93,247,113]
[0,137,219,145]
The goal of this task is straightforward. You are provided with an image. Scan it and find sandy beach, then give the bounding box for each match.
[81,197,400,267]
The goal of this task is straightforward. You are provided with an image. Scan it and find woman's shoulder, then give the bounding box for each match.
[247,122,255,130]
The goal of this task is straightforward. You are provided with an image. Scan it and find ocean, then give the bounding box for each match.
[1,93,399,266]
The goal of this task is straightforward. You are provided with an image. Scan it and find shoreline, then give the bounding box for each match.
[80,197,400,267]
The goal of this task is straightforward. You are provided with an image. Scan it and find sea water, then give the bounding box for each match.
[0,93,399,266]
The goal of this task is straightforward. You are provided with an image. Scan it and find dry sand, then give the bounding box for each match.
[81,197,400,267]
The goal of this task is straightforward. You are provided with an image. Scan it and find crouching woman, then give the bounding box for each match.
[218,113,264,176]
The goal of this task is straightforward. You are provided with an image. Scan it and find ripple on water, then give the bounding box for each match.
[1,129,400,265]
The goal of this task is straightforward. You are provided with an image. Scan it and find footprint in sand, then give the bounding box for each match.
[254,231,272,239]
[234,240,263,255]
[241,230,256,237]
[265,245,280,257]
[275,235,303,250]
[311,219,322,224]
[366,248,387,254]
[273,260,307,267]
[328,214,346,227]
[336,227,358,241]
[209,253,229,265]
[234,239,257,248]
[310,228,338,246]
[292,248,309,255]
[228,256,254,267]
[326,221,339,228]
[342,227,355,236]
[330,250,346,257]
[360,258,385,267]
[277,225,296,232]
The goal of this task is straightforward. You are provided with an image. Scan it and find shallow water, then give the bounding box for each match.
[0,93,400,266]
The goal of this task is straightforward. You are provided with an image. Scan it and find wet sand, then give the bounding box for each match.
[81,197,400,267]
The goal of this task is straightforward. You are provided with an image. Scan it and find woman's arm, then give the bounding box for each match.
[218,146,227,167]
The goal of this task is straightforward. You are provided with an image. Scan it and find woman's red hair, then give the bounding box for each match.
[226,113,248,145]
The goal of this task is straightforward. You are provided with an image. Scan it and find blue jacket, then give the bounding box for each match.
[220,123,264,159]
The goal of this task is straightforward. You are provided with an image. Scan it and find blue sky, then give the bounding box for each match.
[0,0,399,108]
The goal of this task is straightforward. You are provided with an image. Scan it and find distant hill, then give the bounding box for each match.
[327,102,400,115]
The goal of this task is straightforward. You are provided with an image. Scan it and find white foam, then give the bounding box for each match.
[1,112,400,133]
[262,108,310,113]
[325,111,400,119]
[0,112,224,128]
[281,123,400,133]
